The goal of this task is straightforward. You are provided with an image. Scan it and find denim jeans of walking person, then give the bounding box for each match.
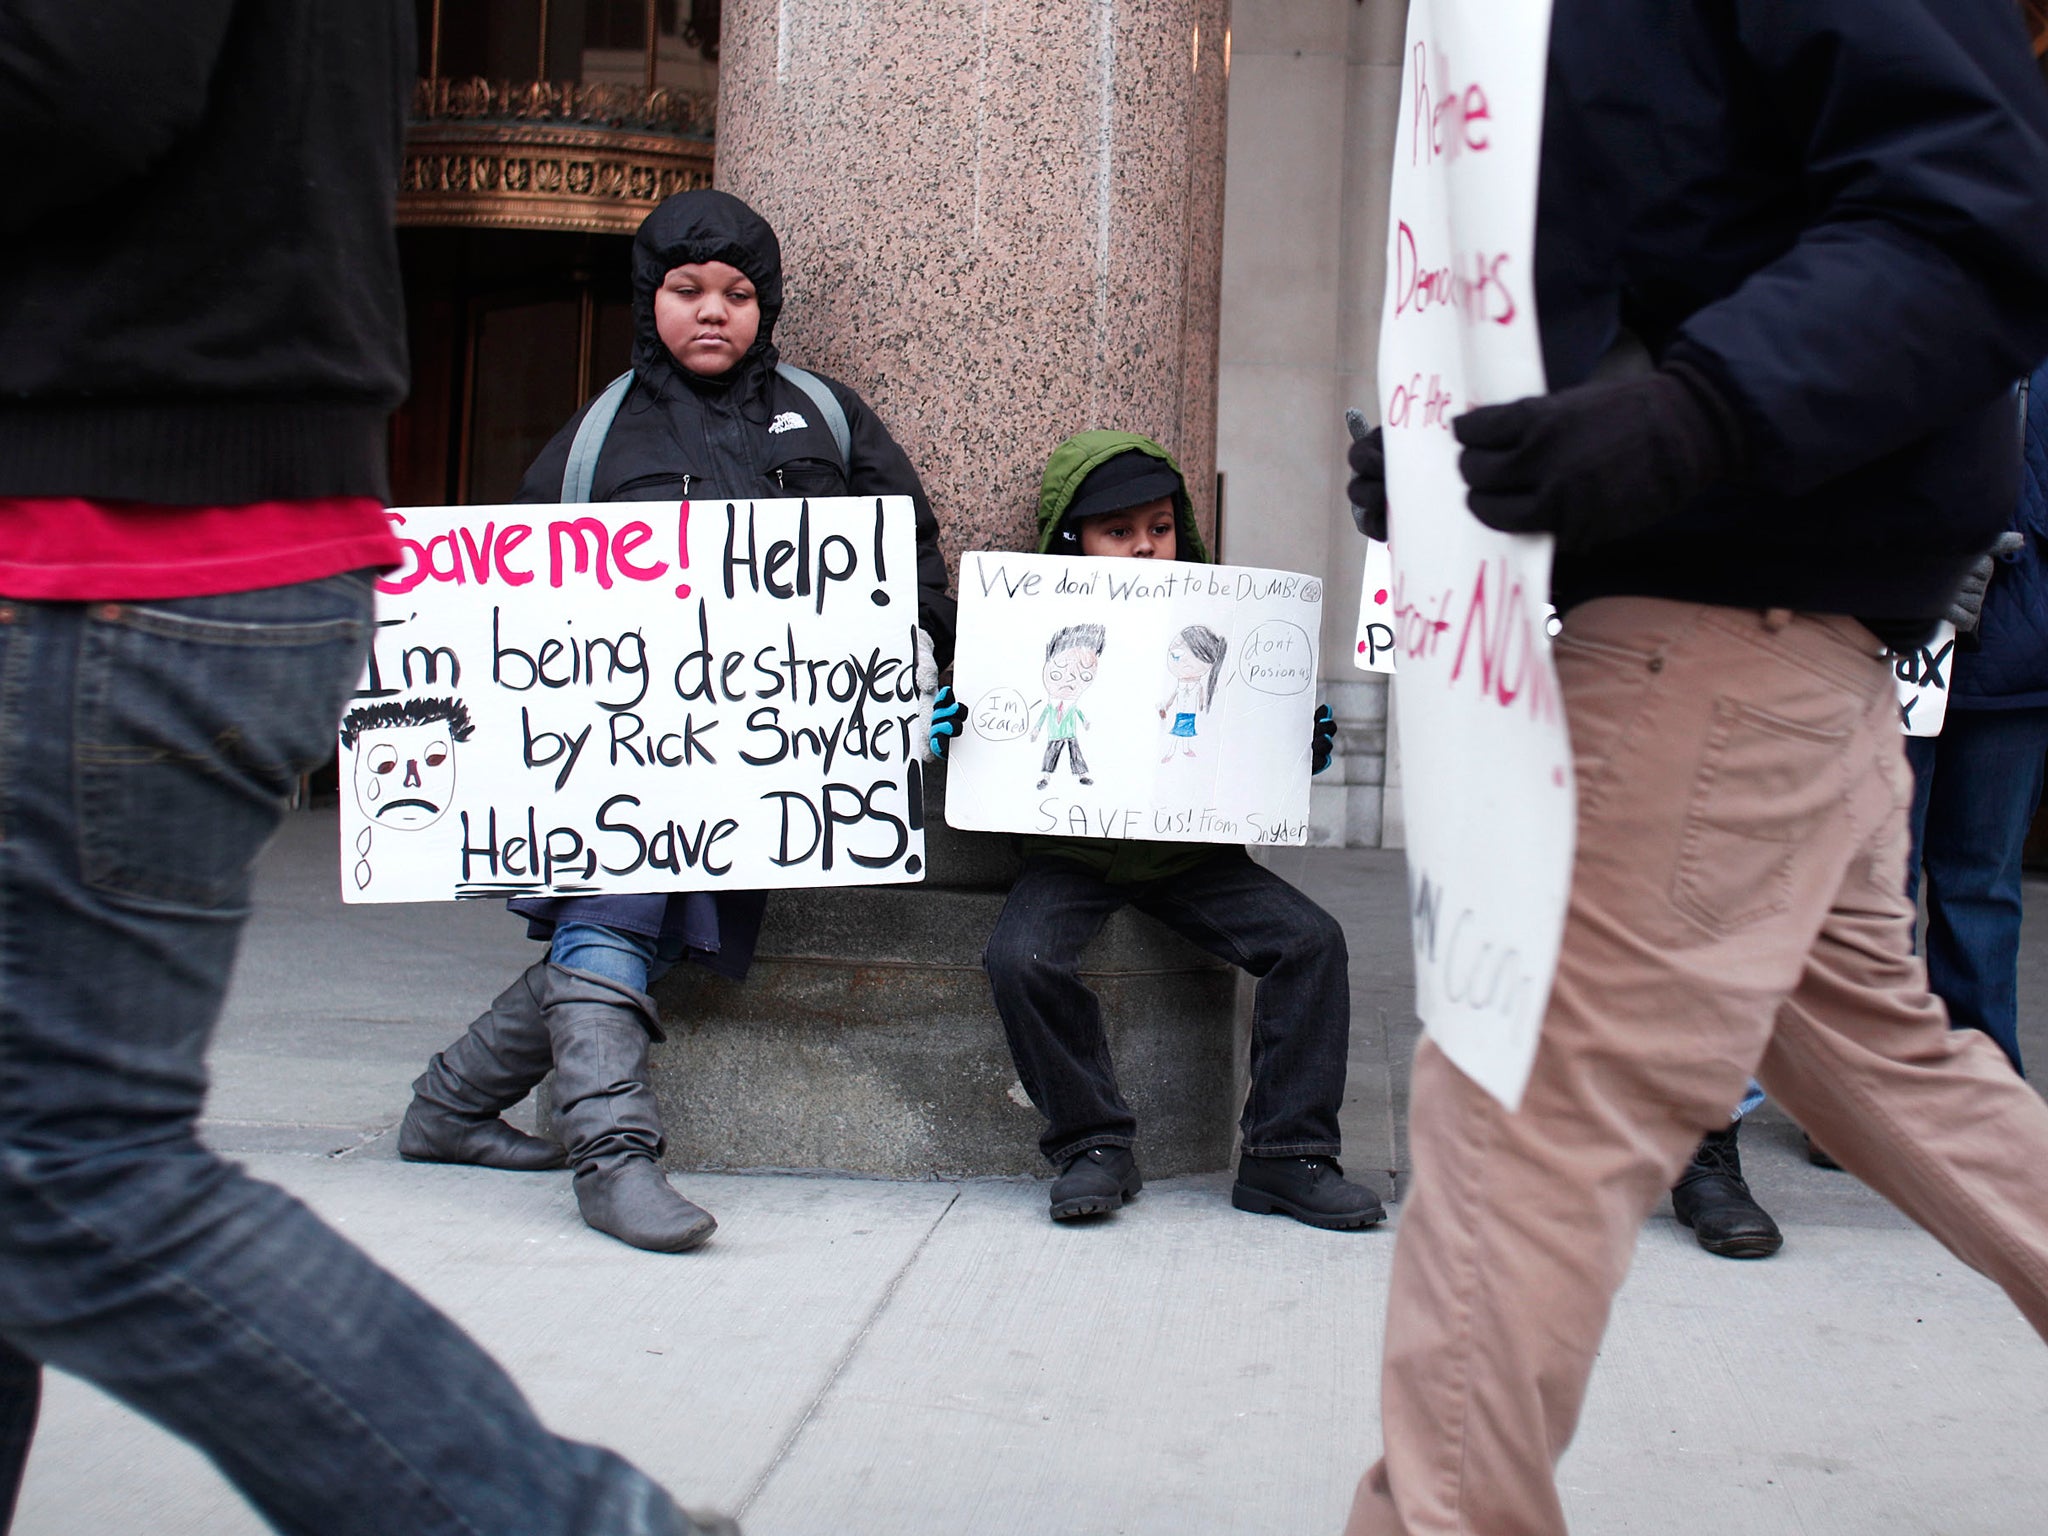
[985,850,1349,1165]
[0,579,698,1535]
[1906,705,2048,1074]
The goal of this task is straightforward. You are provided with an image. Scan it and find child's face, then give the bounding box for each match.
[1077,496,1177,560]
[654,260,761,376]
[1166,642,1206,681]
[1044,646,1100,700]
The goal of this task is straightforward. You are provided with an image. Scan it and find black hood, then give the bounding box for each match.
[630,189,784,391]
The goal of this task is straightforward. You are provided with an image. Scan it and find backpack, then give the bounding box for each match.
[558,363,852,503]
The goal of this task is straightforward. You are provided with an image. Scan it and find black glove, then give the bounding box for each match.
[1346,413,1387,542]
[1946,531,2028,633]
[1453,361,1746,552]
[1311,704,1337,776]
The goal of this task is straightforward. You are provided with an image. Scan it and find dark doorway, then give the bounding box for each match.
[391,228,637,508]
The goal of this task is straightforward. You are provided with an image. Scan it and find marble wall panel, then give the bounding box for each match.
[718,0,1232,569]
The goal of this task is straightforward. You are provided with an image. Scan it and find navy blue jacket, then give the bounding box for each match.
[1539,0,2048,625]
[1954,368,2048,711]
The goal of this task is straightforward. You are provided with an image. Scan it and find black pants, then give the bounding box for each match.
[983,851,1350,1165]
[1040,736,1089,778]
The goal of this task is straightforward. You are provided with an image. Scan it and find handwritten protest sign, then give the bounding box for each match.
[943,553,1321,847]
[1369,0,1568,1110]
[339,497,926,903]
[1355,538,1398,673]
[1891,622,1956,738]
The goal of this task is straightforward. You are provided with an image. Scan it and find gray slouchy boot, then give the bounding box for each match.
[400,961,566,1170]
[543,964,716,1253]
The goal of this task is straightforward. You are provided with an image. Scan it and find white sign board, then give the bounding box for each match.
[1891,622,1956,738]
[339,497,927,902]
[1371,0,1569,1110]
[1355,537,1398,673]
[943,552,1321,847]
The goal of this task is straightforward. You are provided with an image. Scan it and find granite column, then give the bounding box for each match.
[717,0,1232,564]
[605,2,1245,1179]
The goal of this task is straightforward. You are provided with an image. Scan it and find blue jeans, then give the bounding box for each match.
[550,922,683,994]
[0,581,688,1535]
[1906,706,2048,1074]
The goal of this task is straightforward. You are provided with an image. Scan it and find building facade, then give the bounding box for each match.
[392,0,1404,845]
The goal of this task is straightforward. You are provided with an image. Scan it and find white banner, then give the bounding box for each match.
[1372,0,1569,1110]
[1892,622,1956,738]
[338,497,927,902]
[943,552,1321,847]
[1354,537,1398,673]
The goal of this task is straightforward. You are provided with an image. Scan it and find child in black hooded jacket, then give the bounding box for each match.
[399,189,954,1253]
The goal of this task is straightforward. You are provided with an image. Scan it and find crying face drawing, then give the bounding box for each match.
[340,697,475,832]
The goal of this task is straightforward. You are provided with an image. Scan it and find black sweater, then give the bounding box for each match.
[0,1,413,504]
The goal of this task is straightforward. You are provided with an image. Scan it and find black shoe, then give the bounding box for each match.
[1231,1155,1385,1230]
[1673,1125,1782,1259]
[1804,1132,1843,1171]
[1049,1146,1142,1220]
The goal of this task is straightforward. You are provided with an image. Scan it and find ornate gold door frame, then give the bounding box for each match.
[400,79,714,236]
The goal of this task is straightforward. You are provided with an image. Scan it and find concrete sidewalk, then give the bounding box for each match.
[13,811,2048,1535]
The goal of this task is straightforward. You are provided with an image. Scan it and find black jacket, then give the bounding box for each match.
[508,189,956,973]
[0,1,412,503]
[1538,0,2048,624]
[518,190,958,667]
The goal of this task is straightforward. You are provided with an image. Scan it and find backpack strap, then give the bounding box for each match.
[560,370,634,503]
[775,362,852,468]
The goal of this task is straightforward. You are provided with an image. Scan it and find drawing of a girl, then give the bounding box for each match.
[1160,625,1228,761]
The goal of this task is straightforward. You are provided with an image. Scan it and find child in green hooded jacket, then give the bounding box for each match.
[935,431,1382,1229]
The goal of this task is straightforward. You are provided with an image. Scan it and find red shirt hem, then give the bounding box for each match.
[0,499,403,601]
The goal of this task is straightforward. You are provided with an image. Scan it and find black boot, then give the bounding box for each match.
[400,961,566,1171]
[1048,1146,1142,1221]
[1672,1122,1782,1259]
[1231,1154,1385,1230]
[544,966,716,1253]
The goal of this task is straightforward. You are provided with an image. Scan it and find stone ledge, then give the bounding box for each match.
[643,931,1238,1178]
[538,764,1250,1180]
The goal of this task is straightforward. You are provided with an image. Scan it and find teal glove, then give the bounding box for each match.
[929,685,965,759]
[1311,704,1337,775]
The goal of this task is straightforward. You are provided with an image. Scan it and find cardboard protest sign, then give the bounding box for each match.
[1891,622,1956,738]
[339,497,927,903]
[1370,0,1569,1110]
[943,553,1321,847]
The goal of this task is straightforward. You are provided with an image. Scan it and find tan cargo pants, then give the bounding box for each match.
[1346,598,2048,1535]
